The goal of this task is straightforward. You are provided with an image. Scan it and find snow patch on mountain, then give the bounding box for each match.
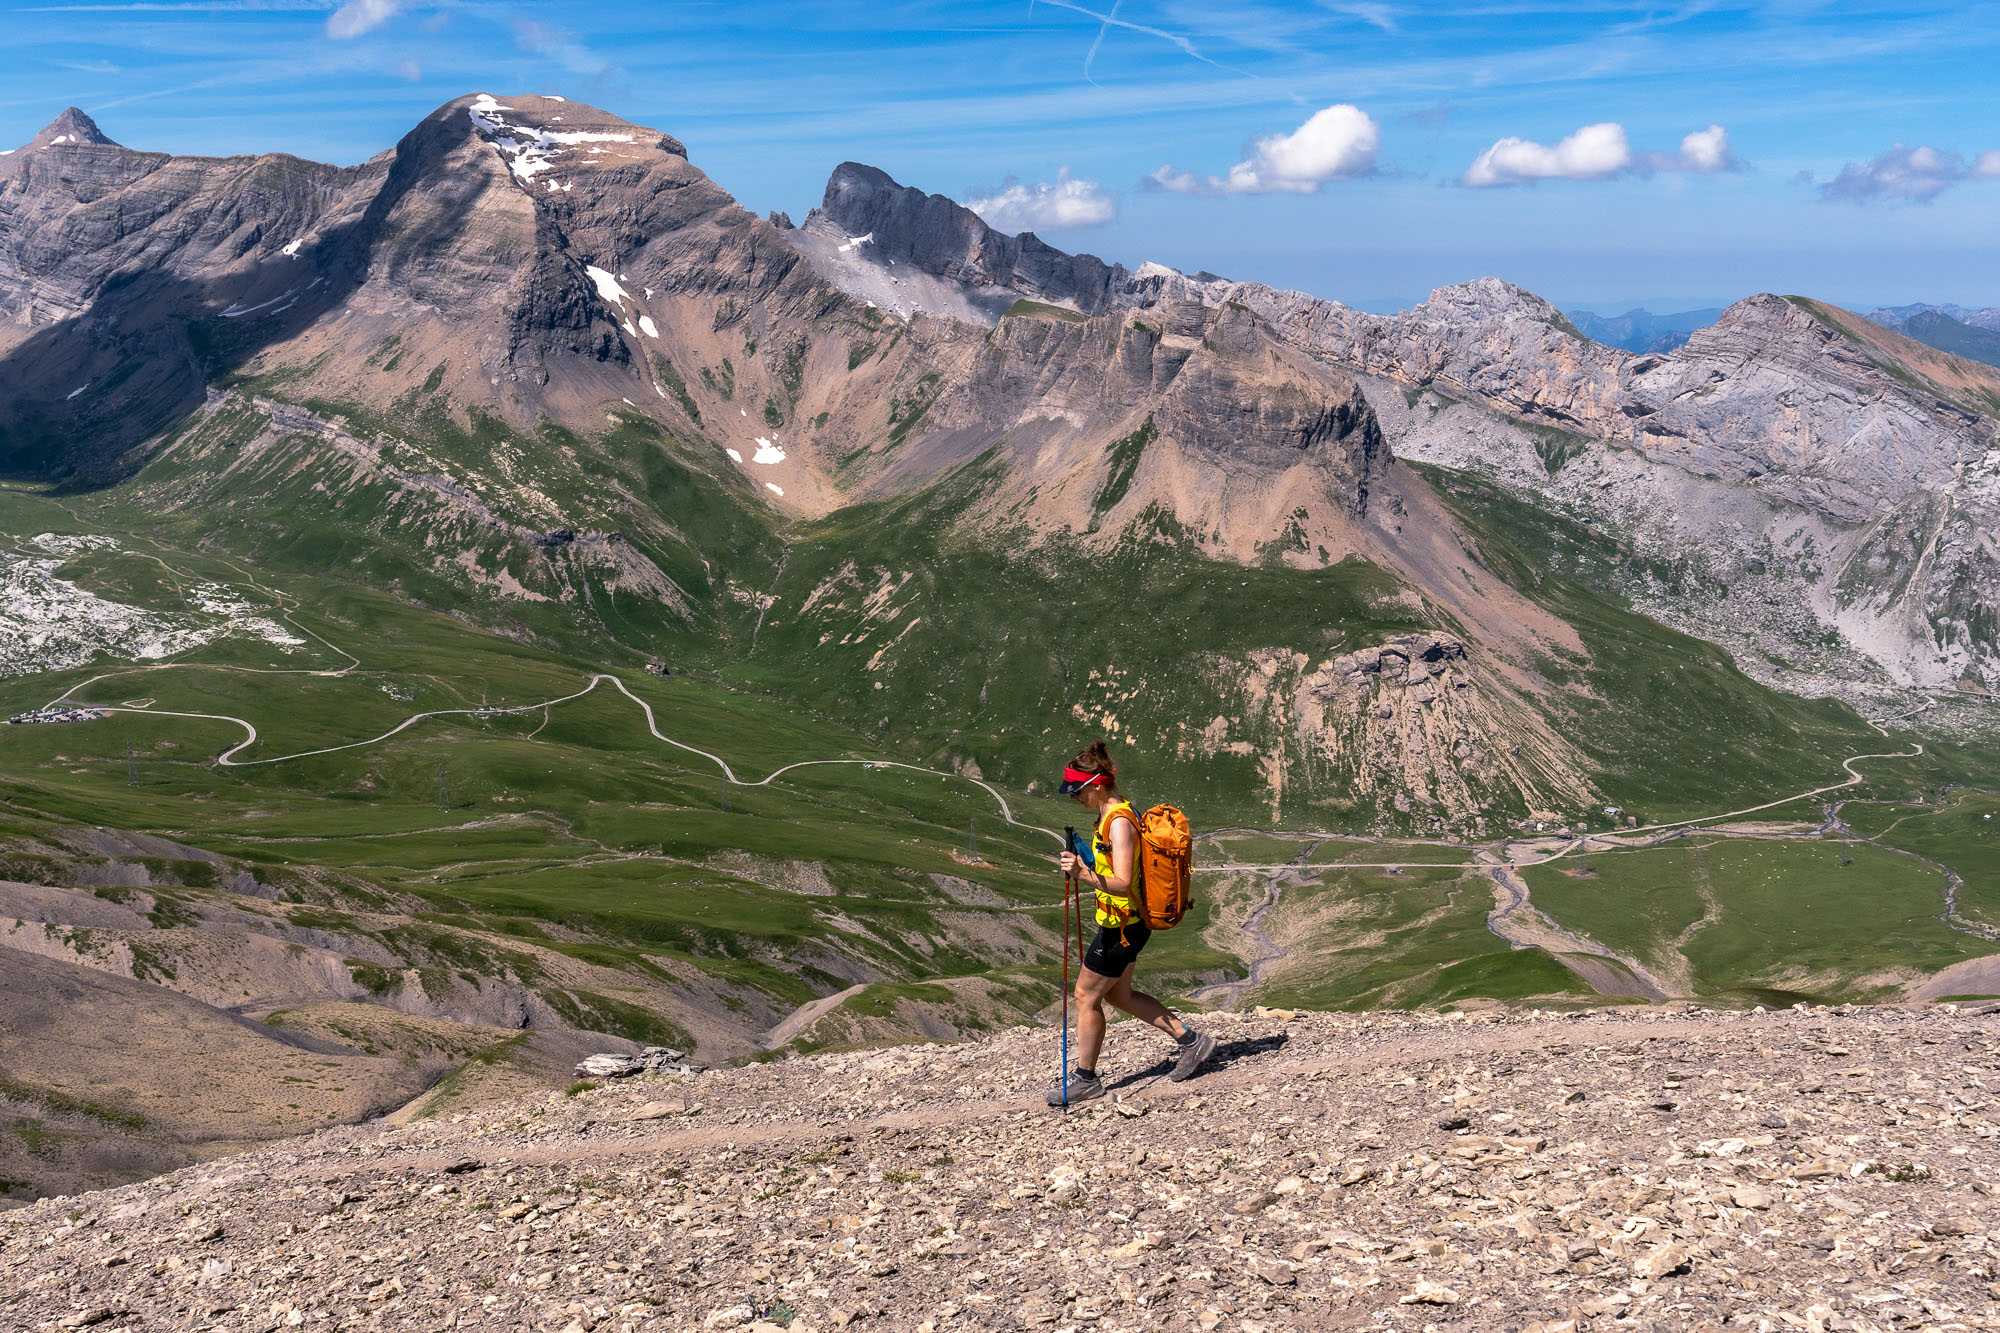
[220,290,296,319]
[468,96,637,185]
[586,266,631,307]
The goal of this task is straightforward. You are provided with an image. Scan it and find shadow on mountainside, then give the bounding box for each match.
[0,102,485,488]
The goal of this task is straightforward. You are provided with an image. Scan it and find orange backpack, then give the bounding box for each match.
[1115,803,1194,929]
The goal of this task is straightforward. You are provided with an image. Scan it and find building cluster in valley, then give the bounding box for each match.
[6,705,108,725]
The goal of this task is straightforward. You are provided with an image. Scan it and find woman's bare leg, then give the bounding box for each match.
[1106,965,1186,1040]
[1073,969,1118,1070]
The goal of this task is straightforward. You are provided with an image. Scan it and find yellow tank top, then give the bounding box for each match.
[1090,800,1142,929]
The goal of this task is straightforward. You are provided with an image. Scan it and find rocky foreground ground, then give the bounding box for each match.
[4,1003,1998,1331]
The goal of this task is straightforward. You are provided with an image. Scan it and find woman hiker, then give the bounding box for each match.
[1050,740,1216,1106]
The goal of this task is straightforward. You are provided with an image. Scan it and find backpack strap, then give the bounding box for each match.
[1098,805,1141,944]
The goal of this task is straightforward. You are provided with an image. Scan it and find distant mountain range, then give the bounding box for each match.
[1865,305,2000,369]
[1563,307,1726,354]
[1566,301,2000,369]
[1868,303,2000,332]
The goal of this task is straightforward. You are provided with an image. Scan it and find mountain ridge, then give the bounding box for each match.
[3,92,1994,820]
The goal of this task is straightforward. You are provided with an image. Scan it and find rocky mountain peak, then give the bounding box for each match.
[1705,290,1807,333]
[1413,276,1577,331]
[453,92,687,179]
[818,159,898,208]
[798,159,1124,323]
[27,105,116,150]
[1680,290,2000,405]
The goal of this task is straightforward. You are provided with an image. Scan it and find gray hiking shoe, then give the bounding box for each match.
[1046,1069,1105,1107]
[1170,1031,1217,1082]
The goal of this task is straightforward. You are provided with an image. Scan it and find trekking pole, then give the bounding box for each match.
[1061,825,1076,1111]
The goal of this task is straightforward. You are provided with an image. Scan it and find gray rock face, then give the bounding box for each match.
[573,1047,698,1079]
[899,298,1392,534]
[1152,303,1385,510]
[1626,295,1989,521]
[804,162,1123,316]
[1229,277,1636,437]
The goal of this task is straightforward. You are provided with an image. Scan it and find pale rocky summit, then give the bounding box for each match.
[4,1005,1996,1330]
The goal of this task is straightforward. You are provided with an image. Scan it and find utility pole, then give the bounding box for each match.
[435,763,449,811]
[126,741,138,787]
[966,817,978,861]
[719,776,729,815]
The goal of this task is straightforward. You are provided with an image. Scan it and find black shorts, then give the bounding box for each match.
[1083,921,1152,978]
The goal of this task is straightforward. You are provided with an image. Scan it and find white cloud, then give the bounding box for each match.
[1818,144,1998,203]
[1463,122,1630,187]
[1463,121,1738,187]
[1675,123,1735,173]
[1150,103,1380,196]
[965,168,1116,231]
[326,0,403,39]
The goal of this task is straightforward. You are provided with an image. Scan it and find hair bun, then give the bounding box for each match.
[1070,738,1118,780]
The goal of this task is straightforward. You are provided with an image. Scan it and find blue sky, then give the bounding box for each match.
[5,0,1998,310]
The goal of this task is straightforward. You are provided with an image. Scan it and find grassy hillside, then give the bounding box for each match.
[743,456,1427,826]
[1525,835,1989,1004]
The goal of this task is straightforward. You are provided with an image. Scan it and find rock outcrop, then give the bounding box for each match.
[888,299,1396,558]
[1189,633,1597,829]
[797,162,1125,321]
